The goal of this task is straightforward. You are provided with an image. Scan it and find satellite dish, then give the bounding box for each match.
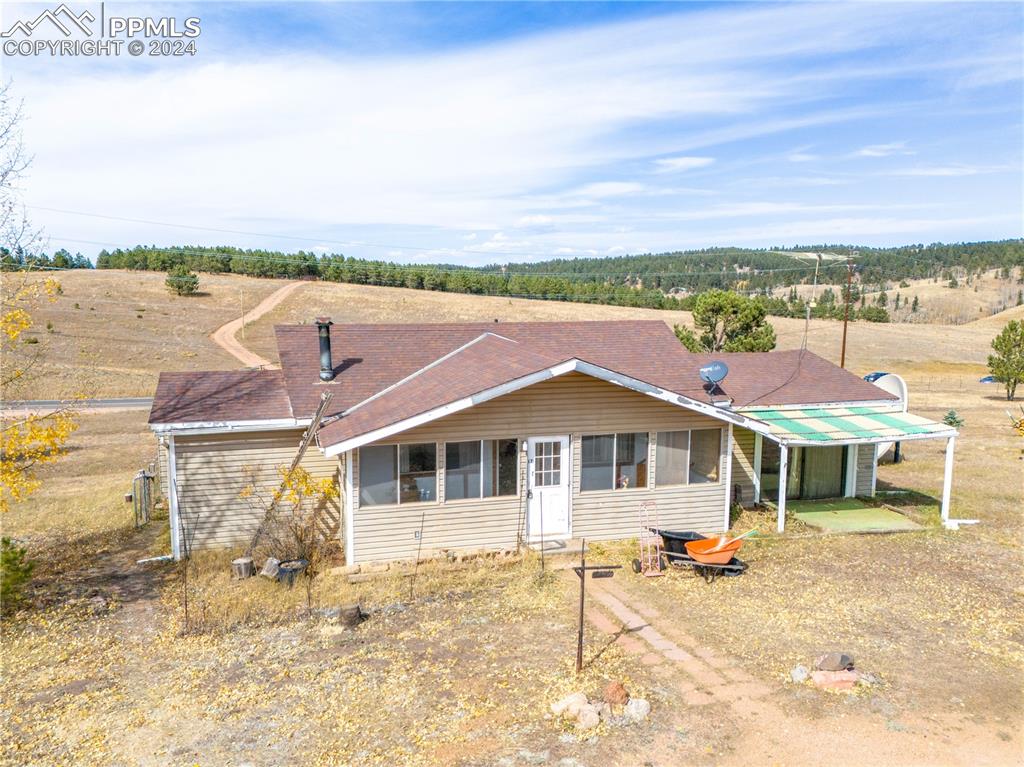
[699,360,729,386]
[870,373,908,412]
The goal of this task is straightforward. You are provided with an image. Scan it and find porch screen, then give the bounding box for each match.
[801,446,845,499]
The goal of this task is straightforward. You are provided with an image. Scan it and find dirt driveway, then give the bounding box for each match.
[209,281,305,367]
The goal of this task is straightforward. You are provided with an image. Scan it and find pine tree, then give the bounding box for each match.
[988,320,1024,400]
[911,295,919,312]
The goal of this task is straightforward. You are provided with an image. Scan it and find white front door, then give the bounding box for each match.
[527,435,571,540]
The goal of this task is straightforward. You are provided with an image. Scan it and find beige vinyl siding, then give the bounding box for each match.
[174,429,341,551]
[350,372,730,563]
[730,428,757,507]
[855,444,876,496]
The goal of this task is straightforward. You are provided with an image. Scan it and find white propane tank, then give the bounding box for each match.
[870,373,909,458]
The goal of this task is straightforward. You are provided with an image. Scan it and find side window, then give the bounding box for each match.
[359,445,397,506]
[399,443,437,502]
[445,439,519,500]
[581,433,648,491]
[689,429,721,484]
[359,443,437,506]
[446,441,482,500]
[580,434,614,490]
[655,430,689,486]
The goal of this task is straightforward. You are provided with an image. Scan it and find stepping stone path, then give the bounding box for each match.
[583,578,774,712]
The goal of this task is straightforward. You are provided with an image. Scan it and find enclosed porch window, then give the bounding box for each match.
[359,443,437,506]
[445,439,519,500]
[581,432,649,491]
[655,428,721,486]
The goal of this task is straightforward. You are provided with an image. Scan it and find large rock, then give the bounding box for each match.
[624,698,651,723]
[790,665,810,683]
[603,681,629,706]
[811,669,859,691]
[574,704,601,731]
[550,692,588,719]
[816,652,854,671]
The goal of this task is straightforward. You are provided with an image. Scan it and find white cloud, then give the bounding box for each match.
[886,164,1005,177]
[6,1,1021,261]
[656,201,933,222]
[516,215,555,227]
[786,151,819,163]
[653,156,715,173]
[710,214,1018,243]
[568,182,647,199]
[855,141,914,157]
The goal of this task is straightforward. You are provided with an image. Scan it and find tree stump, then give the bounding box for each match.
[339,603,363,627]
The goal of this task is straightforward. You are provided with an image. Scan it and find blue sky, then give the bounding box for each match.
[3,1,1022,264]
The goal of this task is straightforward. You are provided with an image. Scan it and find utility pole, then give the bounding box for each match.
[239,289,246,341]
[840,255,854,368]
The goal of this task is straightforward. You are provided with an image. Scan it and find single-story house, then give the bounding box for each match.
[149,320,960,564]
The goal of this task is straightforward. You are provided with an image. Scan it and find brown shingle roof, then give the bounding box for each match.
[275,320,708,419]
[149,370,293,424]
[151,320,895,434]
[317,333,563,447]
[688,350,898,408]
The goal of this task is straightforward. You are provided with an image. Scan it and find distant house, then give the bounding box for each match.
[149,320,958,564]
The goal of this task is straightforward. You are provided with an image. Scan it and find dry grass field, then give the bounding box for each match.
[7,270,292,400]
[11,269,1018,402]
[3,271,1021,765]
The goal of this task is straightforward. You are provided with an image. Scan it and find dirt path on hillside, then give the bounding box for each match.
[209,281,305,368]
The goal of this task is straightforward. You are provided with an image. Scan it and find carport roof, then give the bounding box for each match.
[741,404,957,445]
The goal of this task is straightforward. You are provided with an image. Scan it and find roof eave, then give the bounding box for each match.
[778,429,958,447]
[150,417,311,435]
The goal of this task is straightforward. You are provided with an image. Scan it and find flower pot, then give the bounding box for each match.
[277,558,309,587]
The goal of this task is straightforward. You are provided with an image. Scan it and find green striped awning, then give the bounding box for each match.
[740,404,956,444]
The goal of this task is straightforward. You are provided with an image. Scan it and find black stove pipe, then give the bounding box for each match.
[316,317,334,381]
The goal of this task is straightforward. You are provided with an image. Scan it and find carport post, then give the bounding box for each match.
[940,436,956,526]
[777,443,789,533]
